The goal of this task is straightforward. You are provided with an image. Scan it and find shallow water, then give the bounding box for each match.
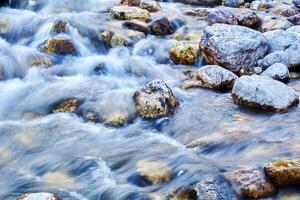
[0,0,300,199]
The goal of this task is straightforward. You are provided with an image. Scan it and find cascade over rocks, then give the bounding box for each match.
[199,24,268,73]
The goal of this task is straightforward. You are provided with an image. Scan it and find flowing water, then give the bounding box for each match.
[0,0,300,199]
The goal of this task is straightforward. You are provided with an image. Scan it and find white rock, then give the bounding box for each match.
[261,63,289,82]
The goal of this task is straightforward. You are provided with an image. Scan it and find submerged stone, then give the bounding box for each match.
[232,75,299,112]
[136,159,172,185]
[264,159,300,186]
[51,20,67,35]
[134,79,179,119]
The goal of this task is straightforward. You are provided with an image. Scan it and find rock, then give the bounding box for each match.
[184,65,238,90]
[169,42,198,65]
[258,51,289,69]
[139,0,161,12]
[103,112,129,127]
[149,17,174,36]
[263,30,298,53]
[123,20,149,33]
[111,6,150,20]
[51,20,67,35]
[110,34,128,47]
[250,0,267,11]
[270,6,298,17]
[200,24,268,72]
[287,14,300,25]
[127,0,141,6]
[294,0,300,8]
[265,160,300,187]
[173,0,222,6]
[261,63,289,83]
[187,7,260,28]
[261,17,293,32]
[223,0,244,8]
[52,98,82,113]
[224,168,277,199]
[136,159,171,185]
[232,75,299,112]
[133,79,179,119]
[17,193,58,200]
[27,54,53,68]
[40,38,76,55]
[100,30,113,48]
[290,72,300,79]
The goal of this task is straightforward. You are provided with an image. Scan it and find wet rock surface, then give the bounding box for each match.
[40,38,76,55]
[134,79,179,119]
[224,168,277,199]
[199,24,268,72]
[232,75,299,112]
[169,42,198,65]
[111,6,151,20]
[265,160,300,186]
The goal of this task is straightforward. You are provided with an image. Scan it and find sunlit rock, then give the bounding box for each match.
[111,6,150,20]
[264,159,300,186]
[136,159,171,184]
[139,0,161,12]
[261,63,289,83]
[224,168,277,199]
[17,193,58,200]
[40,38,76,55]
[200,24,268,72]
[50,20,67,35]
[232,75,299,112]
[149,17,175,36]
[134,79,179,119]
[110,34,128,47]
[169,42,198,65]
[51,98,82,113]
[183,65,238,90]
[103,112,129,127]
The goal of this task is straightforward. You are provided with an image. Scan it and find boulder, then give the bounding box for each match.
[169,42,198,65]
[269,6,298,17]
[183,65,238,90]
[149,17,174,35]
[136,159,171,185]
[51,98,82,113]
[250,0,267,11]
[224,168,277,199]
[232,75,299,112]
[263,30,298,53]
[111,6,150,20]
[17,193,58,200]
[139,0,161,12]
[265,160,300,186]
[261,17,293,32]
[40,38,76,55]
[199,24,268,73]
[261,63,289,83]
[133,79,179,119]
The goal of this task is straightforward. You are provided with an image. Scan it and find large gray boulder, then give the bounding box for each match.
[232,75,299,112]
[200,24,268,73]
[263,30,299,53]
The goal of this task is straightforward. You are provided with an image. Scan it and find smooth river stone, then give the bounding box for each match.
[261,63,290,83]
[232,75,299,112]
